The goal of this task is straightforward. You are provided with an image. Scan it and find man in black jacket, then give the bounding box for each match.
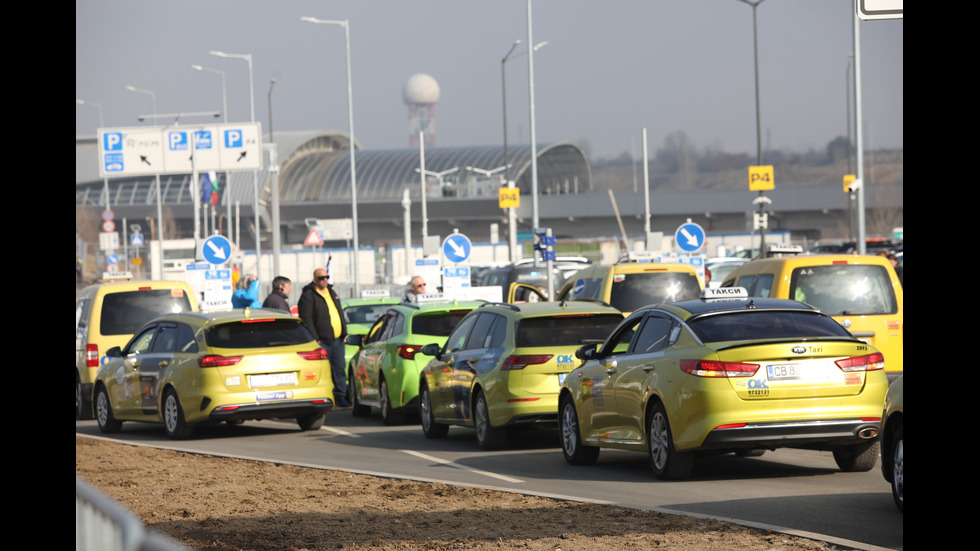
[262,276,292,312]
[297,267,350,407]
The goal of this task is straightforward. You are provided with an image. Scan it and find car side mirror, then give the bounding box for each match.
[420,342,442,360]
[575,343,598,361]
[106,346,122,358]
[344,334,363,347]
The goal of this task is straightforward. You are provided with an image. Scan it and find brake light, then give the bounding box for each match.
[681,360,759,378]
[501,355,553,370]
[835,352,884,372]
[199,355,244,367]
[240,318,276,324]
[86,344,99,368]
[298,349,328,361]
[398,345,423,360]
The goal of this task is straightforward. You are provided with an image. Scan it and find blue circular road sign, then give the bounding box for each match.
[675,223,706,253]
[442,234,472,264]
[202,235,233,265]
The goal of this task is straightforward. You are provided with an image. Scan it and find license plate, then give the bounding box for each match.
[767,364,804,380]
[256,391,292,401]
[249,372,298,388]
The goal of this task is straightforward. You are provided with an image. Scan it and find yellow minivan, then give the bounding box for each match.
[76,280,199,419]
[557,259,703,315]
[721,254,903,380]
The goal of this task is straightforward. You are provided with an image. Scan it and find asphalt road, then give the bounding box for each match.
[76,411,903,551]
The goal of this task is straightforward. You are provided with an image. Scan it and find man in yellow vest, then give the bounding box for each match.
[298,267,350,407]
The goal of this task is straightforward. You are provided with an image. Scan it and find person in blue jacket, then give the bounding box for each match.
[231,274,262,308]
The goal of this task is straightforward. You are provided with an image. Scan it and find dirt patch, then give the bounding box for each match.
[76,436,847,550]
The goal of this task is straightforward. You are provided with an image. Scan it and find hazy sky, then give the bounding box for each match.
[76,0,902,161]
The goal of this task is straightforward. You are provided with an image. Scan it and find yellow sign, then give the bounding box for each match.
[133,257,143,266]
[748,165,774,191]
[499,187,520,209]
[843,174,856,193]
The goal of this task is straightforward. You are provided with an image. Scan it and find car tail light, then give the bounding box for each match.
[501,355,553,370]
[397,345,423,360]
[199,355,244,367]
[86,344,99,368]
[298,349,328,361]
[681,360,759,378]
[835,352,885,372]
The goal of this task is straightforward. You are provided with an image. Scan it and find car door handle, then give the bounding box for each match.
[642,364,656,372]
[602,360,617,374]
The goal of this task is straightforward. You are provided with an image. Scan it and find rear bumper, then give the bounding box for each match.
[698,417,880,451]
[206,398,334,422]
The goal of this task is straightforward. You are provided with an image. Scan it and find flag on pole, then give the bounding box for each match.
[201,171,220,206]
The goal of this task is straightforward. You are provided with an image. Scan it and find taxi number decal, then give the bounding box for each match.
[256,391,294,401]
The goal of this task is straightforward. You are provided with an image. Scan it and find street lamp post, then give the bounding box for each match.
[191,64,232,243]
[736,0,768,253]
[210,50,262,280]
[268,77,281,278]
[526,0,544,255]
[124,86,165,280]
[76,99,113,271]
[501,40,521,186]
[300,16,362,295]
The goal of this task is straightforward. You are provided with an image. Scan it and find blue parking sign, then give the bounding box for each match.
[224,129,244,148]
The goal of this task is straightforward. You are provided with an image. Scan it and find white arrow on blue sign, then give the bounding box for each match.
[442,234,472,264]
[675,223,706,253]
[202,235,233,265]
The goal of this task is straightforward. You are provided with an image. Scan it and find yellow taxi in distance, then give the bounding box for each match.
[76,280,198,420]
[559,288,889,480]
[557,256,703,315]
[418,301,624,449]
[94,309,335,439]
[721,254,903,380]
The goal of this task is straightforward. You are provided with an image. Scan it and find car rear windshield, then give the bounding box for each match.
[205,319,315,348]
[412,312,471,337]
[790,264,898,316]
[688,311,853,343]
[516,314,623,347]
[609,272,702,312]
[345,304,392,325]
[100,290,195,335]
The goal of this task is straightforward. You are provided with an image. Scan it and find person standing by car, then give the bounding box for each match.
[231,274,262,308]
[263,276,292,312]
[402,275,427,304]
[298,267,350,407]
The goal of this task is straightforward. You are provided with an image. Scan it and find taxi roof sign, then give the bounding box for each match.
[701,287,748,300]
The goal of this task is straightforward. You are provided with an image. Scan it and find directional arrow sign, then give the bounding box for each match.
[201,235,233,265]
[675,222,706,253]
[442,233,472,264]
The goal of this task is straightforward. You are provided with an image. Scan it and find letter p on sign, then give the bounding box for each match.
[748,165,774,191]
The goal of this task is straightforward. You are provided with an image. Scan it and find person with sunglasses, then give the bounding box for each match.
[402,275,427,304]
[298,267,350,407]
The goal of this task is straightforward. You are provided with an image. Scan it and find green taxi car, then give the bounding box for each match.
[94,309,335,439]
[418,301,624,449]
[559,288,889,479]
[342,295,402,368]
[346,300,485,424]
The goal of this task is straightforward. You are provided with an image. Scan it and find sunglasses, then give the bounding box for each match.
[315,275,329,281]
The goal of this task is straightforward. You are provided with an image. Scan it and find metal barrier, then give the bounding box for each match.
[76,477,190,551]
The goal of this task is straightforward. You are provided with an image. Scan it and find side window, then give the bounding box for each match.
[485,315,507,348]
[738,274,773,297]
[631,316,674,354]
[76,299,91,332]
[600,315,644,356]
[364,313,391,345]
[444,314,479,354]
[151,325,178,353]
[127,326,157,355]
[176,323,199,353]
[378,312,404,341]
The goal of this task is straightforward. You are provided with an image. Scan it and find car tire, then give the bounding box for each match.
[560,394,599,465]
[419,382,448,439]
[474,391,506,450]
[890,425,903,513]
[163,388,193,440]
[94,385,122,433]
[297,413,326,431]
[833,440,879,472]
[76,372,92,421]
[647,402,693,480]
[349,368,370,417]
[379,378,404,426]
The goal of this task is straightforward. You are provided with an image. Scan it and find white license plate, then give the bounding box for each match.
[249,372,298,388]
[767,364,804,380]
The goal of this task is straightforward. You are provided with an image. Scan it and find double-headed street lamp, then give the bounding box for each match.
[736,0,768,252]
[76,98,111,214]
[210,50,262,278]
[191,64,232,245]
[301,16,361,295]
[501,39,548,198]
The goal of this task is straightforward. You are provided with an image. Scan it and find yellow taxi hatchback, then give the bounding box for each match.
[76,280,198,420]
[557,258,703,315]
[722,254,903,380]
[94,309,334,439]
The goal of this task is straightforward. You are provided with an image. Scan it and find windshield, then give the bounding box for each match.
[100,290,194,335]
[205,318,314,348]
[517,314,623,347]
[609,272,702,312]
[688,311,852,343]
[412,311,472,337]
[790,264,897,316]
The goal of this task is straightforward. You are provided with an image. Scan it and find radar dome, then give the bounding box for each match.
[402,74,440,104]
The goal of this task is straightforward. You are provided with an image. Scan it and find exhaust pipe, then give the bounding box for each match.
[858,427,879,439]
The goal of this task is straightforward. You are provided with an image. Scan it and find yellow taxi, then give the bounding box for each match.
[94,309,335,439]
[721,254,903,380]
[557,255,703,315]
[76,280,198,420]
[418,301,624,449]
[559,288,889,479]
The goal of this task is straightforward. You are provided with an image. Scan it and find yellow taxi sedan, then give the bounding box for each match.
[559,288,889,479]
[94,309,335,439]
